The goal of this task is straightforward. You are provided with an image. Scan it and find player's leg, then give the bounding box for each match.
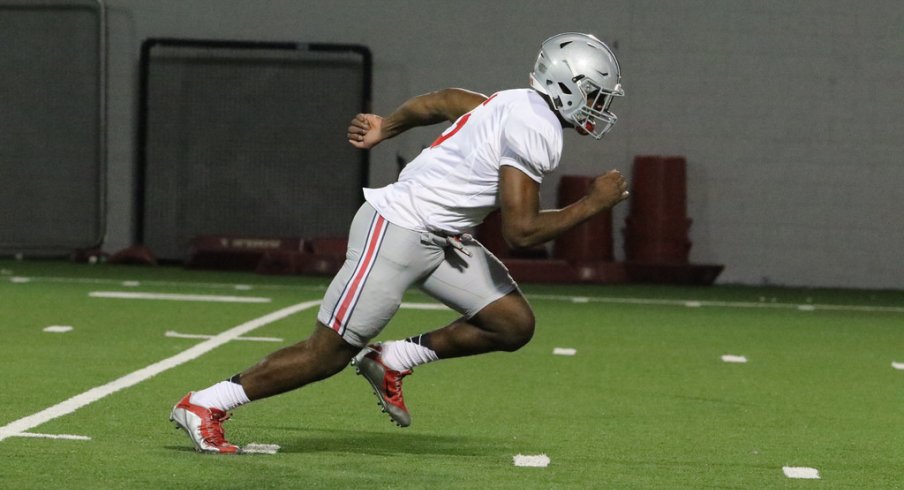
[407,289,535,358]
[354,239,532,427]
[169,323,358,454]
[376,239,531,369]
[238,322,360,400]
[235,201,438,399]
[171,203,437,451]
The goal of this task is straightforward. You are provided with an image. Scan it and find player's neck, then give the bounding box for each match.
[536,91,573,129]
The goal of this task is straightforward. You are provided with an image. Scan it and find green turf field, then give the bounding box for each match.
[1,259,902,489]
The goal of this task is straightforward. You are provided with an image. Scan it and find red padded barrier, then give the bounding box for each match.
[553,175,614,262]
[624,156,692,263]
[186,235,303,270]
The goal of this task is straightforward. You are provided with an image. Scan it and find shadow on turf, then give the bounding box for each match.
[225,426,501,456]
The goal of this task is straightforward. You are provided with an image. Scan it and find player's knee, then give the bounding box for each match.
[499,309,535,352]
[477,293,536,352]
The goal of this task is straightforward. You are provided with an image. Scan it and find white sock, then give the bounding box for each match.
[190,380,250,411]
[380,339,439,372]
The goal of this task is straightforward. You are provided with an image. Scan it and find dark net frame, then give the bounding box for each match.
[137,39,371,261]
[0,0,106,253]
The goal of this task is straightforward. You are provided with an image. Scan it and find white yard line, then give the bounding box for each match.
[399,302,451,310]
[529,294,904,314]
[10,432,92,441]
[165,330,284,342]
[6,274,903,314]
[0,300,320,442]
[6,274,325,291]
[89,291,271,303]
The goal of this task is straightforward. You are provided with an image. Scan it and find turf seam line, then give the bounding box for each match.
[0,300,321,443]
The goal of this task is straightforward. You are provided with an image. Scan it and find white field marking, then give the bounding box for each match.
[721,354,748,363]
[12,273,904,315]
[8,274,326,292]
[399,302,451,311]
[684,301,702,308]
[165,330,283,342]
[242,443,281,454]
[553,347,577,356]
[43,326,74,333]
[528,294,904,314]
[0,300,320,442]
[10,276,31,283]
[89,291,271,303]
[513,454,550,467]
[0,268,12,275]
[234,284,253,291]
[122,280,141,287]
[11,432,91,441]
[797,304,816,311]
[783,466,820,479]
[892,362,904,370]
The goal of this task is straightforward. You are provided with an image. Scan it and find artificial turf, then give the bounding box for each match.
[1,259,901,488]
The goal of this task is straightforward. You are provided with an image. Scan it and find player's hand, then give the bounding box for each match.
[347,113,385,149]
[586,170,629,211]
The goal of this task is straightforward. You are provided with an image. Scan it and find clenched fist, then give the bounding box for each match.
[347,113,385,149]
[586,169,629,212]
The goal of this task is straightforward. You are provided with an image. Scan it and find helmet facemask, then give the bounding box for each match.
[571,76,623,139]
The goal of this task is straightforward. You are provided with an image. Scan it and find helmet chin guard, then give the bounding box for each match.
[529,33,624,139]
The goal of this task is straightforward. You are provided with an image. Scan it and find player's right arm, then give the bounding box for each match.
[498,166,629,249]
[347,88,487,149]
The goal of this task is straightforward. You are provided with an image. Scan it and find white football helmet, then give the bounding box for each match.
[529,32,624,139]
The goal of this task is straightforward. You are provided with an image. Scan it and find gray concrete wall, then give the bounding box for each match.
[98,0,903,289]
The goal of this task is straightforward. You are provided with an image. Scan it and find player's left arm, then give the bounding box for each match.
[347,88,486,149]
[499,166,628,249]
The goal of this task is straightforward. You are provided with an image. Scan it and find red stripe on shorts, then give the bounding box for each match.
[330,215,387,333]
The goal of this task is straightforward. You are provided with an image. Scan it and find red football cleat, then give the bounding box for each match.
[170,393,240,454]
[351,344,412,427]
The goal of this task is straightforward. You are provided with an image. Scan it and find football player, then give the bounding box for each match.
[171,32,628,453]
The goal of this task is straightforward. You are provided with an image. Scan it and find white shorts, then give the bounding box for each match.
[317,202,517,347]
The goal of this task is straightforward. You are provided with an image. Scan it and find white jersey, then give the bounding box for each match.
[363,89,563,235]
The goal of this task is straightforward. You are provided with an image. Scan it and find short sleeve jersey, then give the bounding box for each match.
[363,89,563,235]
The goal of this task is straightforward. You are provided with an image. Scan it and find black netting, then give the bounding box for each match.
[0,4,103,251]
[141,42,369,260]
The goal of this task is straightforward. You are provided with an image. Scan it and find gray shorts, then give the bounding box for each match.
[317,202,517,347]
